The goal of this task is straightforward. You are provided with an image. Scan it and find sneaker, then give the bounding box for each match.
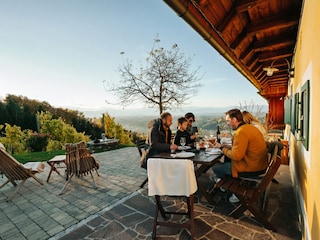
[220,187,226,192]
[229,194,240,203]
[209,176,221,183]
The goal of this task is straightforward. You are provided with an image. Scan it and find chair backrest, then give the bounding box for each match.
[256,144,281,193]
[65,141,96,177]
[147,158,197,197]
[0,148,31,181]
[136,139,147,157]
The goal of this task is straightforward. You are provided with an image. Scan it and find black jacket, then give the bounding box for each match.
[148,118,172,156]
[173,129,194,146]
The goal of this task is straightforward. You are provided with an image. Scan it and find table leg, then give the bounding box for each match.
[194,157,221,205]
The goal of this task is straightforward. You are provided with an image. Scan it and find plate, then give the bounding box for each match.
[177,146,191,150]
[205,148,222,155]
[175,152,195,158]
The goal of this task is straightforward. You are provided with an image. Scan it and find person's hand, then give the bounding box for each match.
[221,144,231,149]
[213,142,222,149]
[190,135,195,140]
[170,144,178,150]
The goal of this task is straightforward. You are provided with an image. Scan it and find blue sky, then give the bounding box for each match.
[0,0,267,117]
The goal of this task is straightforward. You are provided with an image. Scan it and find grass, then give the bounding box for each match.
[13,150,65,164]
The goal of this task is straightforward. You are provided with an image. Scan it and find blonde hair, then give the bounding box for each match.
[242,111,259,124]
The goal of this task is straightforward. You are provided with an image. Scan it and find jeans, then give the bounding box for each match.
[212,162,265,179]
[212,162,232,179]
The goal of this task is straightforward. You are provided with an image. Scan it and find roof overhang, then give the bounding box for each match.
[163,0,303,100]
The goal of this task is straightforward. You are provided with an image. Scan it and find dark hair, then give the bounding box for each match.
[160,112,171,119]
[225,109,243,122]
[177,117,188,125]
[184,112,195,121]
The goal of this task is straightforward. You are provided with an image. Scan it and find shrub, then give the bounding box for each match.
[46,139,63,151]
[26,133,50,152]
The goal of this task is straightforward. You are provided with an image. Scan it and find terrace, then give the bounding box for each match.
[0,147,300,239]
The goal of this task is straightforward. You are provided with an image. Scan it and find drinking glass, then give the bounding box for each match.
[170,149,176,158]
[180,137,186,151]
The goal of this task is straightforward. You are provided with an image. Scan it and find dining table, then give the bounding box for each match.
[152,147,223,205]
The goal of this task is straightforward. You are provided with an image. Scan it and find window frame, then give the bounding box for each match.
[300,80,310,150]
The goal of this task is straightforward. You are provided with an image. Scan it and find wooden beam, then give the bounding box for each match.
[216,7,237,32]
[258,48,293,62]
[230,28,247,49]
[247,12,299,36]
[240,42,254,60]
[253,35,296,52]
[235,0,271,13]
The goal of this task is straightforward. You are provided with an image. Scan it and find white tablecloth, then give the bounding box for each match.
[147,158,197,197]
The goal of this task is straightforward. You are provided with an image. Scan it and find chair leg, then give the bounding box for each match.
[89,171,97,189]
[140,177,148,188]
[0,179,10,189]
[187,195,195,239]
[31,175,44,185]
[59,173,74,195]
[153,195,195,239]
[246,202,277,232]
[7,179,27,201]
[152,200,159,240]
[230,195,277,232]
[260,186,271,213]
[155,195,167,218]
[229,195,248,218]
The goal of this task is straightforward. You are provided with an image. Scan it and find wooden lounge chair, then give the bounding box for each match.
[0,148,45,201]
[215,142,281,232]
[59,141,99,195]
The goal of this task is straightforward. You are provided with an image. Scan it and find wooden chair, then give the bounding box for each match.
[59,141,99,195]
[147,158,197,239]
[136,139,148,188]
[215,143,281,232]
[0,148,45,201]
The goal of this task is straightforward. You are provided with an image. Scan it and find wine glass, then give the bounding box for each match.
[204,141,209,150]
[180,137,186,151]
[170,149,176,158]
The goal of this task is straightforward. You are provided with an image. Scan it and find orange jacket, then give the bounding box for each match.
[222,124,268,178]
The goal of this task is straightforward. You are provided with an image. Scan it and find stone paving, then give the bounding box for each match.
[0,147,301,240]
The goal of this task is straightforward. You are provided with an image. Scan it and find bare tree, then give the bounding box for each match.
[104,37,202,114]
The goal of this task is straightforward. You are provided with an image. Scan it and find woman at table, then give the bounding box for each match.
[185,112,199,135]
[173,117,195,147]
[242,111,269,141]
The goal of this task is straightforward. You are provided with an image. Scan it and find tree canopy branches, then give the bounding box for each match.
[105,38,202,114]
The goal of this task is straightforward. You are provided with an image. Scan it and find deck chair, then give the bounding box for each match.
[59,141,99,195]
[136,139,149,188]
[0,148,45,201]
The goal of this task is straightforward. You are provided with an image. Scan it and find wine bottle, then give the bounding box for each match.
[216,125,221,143]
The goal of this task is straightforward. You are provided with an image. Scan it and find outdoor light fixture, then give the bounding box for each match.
[263,58,294,77]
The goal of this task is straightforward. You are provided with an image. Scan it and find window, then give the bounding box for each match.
[290,93,299,134]
[300,80,310,150]
[284,96,291,124]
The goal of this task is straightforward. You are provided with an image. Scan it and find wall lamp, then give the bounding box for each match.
[263,58,294,77]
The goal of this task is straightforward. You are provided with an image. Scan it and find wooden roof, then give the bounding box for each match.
[163,0,303,100]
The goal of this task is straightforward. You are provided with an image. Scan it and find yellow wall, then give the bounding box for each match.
[290,0,320,239]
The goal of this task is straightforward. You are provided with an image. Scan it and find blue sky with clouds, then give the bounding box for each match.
[0,0,267,117]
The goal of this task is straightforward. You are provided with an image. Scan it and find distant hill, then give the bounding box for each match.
[81,105,268,119]
[107,105,268,135]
